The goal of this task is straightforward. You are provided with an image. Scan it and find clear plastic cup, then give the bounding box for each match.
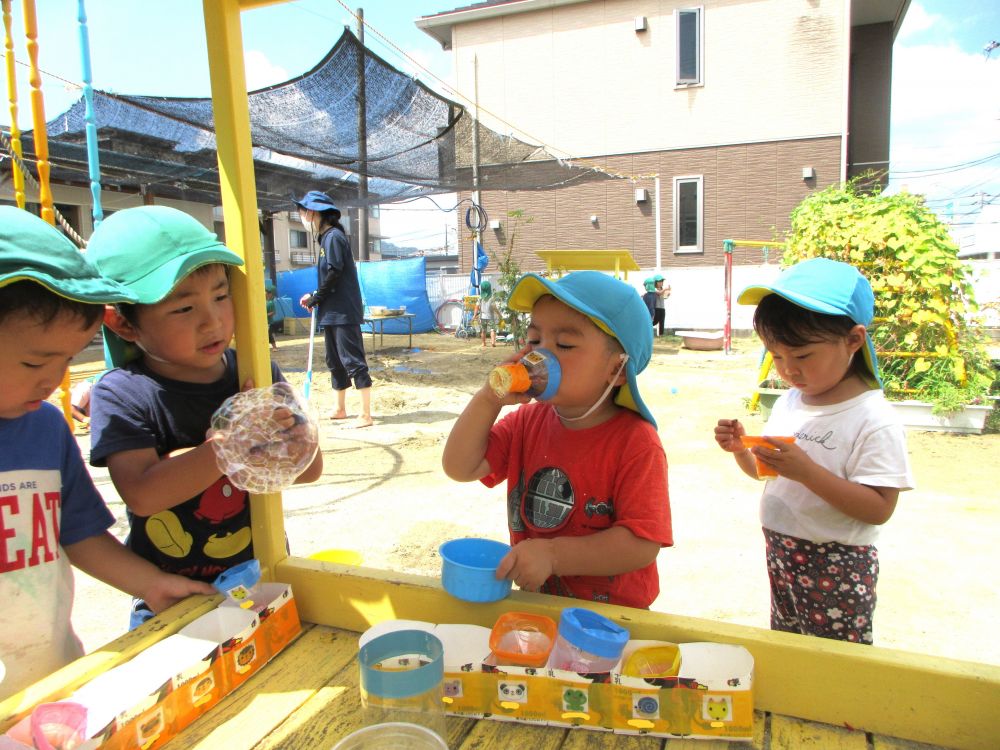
[547,608,629,673]
[358,630,447,741]
[489,612,557,667]
[331,722,448,749]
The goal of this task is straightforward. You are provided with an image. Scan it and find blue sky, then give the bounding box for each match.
[2,0,998,249]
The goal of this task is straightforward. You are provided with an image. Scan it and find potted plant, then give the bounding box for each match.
[754,377,787,420]
[772,178,996,433]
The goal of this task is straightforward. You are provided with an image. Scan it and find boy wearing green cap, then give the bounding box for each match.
[0,207,214,699]
[443,271,672,609]
[85,206,322,628]
[473,279,498,347]
[714,257,912,644]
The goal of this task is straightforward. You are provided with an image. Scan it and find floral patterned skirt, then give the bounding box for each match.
[762,528,878,645]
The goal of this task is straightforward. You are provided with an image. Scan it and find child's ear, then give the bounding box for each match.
[610,353,629,385]
[103,305,140,342]
[847,324,867,353]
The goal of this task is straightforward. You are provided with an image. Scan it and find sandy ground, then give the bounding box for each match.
[67,328,1000,668]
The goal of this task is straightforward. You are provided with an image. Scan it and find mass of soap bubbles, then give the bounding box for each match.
[209,382,318,493]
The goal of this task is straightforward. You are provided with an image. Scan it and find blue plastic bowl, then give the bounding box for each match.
[439,538,512,603]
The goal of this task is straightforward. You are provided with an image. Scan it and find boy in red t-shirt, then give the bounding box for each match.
[443,271,672,608]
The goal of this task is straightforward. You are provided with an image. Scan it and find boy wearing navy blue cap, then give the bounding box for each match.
[714,257,913,644]
[294,190,372,428]
[443,271,672,609]
[0,208,213,699]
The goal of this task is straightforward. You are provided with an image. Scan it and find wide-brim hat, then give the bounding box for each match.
[0,206,137,304]
[738,257,881,386]
[87,206,244,366]
[293,190,339,214]
[509,271,656,428]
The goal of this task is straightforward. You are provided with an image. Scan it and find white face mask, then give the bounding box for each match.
[300,210,316,232]
[555,353,630,423]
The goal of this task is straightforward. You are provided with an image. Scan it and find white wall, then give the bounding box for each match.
[453,0,848,158]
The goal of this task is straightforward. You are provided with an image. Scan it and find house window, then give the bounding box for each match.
[673,176,703,254]
[676,7,703,86]
[289,229,308,249]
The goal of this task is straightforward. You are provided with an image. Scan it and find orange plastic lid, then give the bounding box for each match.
[740,435,795,449]
[489,611,558,667]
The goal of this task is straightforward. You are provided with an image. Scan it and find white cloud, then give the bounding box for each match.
[244,50,290,90]
[896,1,937,42]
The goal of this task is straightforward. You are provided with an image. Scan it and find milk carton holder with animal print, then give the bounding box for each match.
[361,620,754,741]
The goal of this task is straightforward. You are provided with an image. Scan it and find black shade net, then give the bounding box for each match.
[12,30,610,212]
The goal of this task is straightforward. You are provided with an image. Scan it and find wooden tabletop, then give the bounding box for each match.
[164,622,941,749]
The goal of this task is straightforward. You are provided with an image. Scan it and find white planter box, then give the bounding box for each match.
[890,400,993,434]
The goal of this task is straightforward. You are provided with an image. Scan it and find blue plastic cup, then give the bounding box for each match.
[438,538,512,603]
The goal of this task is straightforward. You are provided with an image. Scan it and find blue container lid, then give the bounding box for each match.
[557,608,629,660]
[360,630,444,699]
[212,558,260,595]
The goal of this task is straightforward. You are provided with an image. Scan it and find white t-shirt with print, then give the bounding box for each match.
[759,388,913,546]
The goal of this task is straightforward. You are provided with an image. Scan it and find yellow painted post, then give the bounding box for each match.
[21,0,51,223]
[202,0,285,576]
[21,0,74,427]
[2,0,25,208]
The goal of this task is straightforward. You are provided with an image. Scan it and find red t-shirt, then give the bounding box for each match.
[482,402,672,608]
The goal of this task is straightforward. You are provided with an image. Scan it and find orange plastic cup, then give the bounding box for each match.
[741,436,795,478]
[489,611,558,667]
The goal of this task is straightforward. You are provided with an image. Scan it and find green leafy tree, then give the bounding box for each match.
[782,179,995,414]
[491,209,533,347]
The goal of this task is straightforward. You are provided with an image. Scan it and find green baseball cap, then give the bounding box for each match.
[0,206,137,304]
[87,205,243,303]
[87,206,243,366]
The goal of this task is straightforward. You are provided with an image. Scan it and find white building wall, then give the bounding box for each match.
[453,0,848,158]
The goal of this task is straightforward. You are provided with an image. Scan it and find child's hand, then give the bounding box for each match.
[751,439,813,481]
[495,538,556,591]
[714,418,747,452]
[141,573,216,615]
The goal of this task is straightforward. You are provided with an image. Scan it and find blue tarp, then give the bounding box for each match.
[275,258,435,334]
[359,257,435,334]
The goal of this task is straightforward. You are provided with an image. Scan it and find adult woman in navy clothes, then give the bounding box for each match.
[296,191,373,427]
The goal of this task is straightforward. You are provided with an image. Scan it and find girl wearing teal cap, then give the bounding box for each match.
[714,257,912,645]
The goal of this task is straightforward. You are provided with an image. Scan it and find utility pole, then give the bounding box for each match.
[356,7,369,261]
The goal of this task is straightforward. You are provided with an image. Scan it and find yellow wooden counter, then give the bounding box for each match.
[5,560,997,749]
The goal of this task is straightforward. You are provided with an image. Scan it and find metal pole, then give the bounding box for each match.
[356,8,369,261]
[654,175,661,270]
[471,54,482,281]
[77,0,103,226]
[723,239,734,355]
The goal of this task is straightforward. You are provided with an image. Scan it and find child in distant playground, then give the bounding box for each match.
[0,208,214,699]
[475,279,499,347]
[443,271,672,608]
[86,206,323,628]
[714,257,912,644]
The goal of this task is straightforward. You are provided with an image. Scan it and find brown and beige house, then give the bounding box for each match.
[418,0,910,280]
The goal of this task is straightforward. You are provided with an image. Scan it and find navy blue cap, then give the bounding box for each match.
[293,191,339,213]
